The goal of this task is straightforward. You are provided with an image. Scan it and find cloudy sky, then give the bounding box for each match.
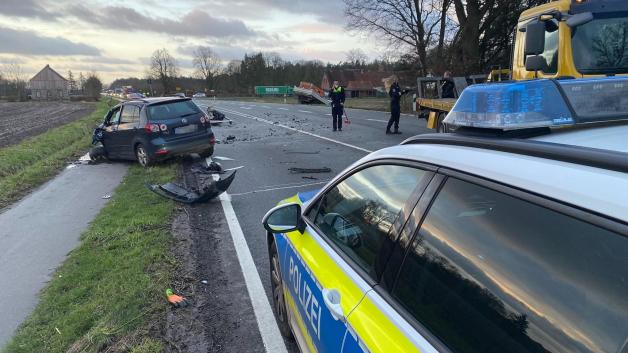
[0,0,380,83]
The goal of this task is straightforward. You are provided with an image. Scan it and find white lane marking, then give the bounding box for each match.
[207,159,289,353]
[325,113,332,116]
[367,118,389,123]
[230,180,329,197]
[261,106,271,109]
[220,108,373,154]
[278,108,289,111]
[213,156,234,161]
[240,106,252,110]
[297,110,312,114]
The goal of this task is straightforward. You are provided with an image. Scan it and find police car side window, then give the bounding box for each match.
[392,177,628,353]
[308,165,426,277]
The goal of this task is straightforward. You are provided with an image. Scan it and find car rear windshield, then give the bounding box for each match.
[147,100,201,121]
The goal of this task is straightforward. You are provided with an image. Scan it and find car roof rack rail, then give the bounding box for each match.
[400,133,628,174]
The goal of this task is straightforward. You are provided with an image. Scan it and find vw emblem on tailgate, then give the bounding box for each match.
[181,118,188,124]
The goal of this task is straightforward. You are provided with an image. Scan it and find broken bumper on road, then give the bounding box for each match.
[146,170,236,204]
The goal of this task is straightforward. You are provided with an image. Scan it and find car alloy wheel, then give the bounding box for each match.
[135,144,152,167]
[270,242,293,339]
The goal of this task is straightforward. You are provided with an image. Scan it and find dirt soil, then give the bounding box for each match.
[163,161,265,353]
[0,101,95,147]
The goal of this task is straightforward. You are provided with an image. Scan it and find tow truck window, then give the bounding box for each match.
[572,12,628,74]
[308,165,426,278]
[392,178,628,353]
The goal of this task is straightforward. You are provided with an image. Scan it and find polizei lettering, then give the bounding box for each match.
[289,256,322,340]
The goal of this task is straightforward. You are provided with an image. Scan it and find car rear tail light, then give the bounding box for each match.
[155,149,169,155]
[144,123,160,133]
[159,124,168,132]
[209,136,216,145]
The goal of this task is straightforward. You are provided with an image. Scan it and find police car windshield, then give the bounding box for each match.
[571,12,628,75]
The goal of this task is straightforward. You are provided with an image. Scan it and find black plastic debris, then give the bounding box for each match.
[289,167,331,174]
[146,171,236,204]
[190,161,223,174]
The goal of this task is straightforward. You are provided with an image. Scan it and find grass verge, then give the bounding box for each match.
[2,164,176,353]
[0,101,109,209]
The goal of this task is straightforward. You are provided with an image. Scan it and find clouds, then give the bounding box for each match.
[0,0,57,19]
[0,27,100,56]
[68,5,255,38]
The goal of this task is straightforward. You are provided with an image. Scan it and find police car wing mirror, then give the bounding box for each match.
[566,12,593,28]
[262,203,305,234]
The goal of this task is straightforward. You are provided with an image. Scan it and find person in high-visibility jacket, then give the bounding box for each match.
[329,81,345,131]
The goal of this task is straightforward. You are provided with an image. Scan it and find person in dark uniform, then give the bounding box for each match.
[329,81,345,131]
[386,77,408,134]
[441,71,456,99]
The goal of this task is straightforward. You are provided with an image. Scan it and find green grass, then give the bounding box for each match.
[2,164,176,353]
[0,101,109,209]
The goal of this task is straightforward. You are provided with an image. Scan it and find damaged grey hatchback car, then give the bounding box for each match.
[93,97,216,167]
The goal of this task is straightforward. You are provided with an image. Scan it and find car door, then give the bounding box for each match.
[116,104,141,159]
[275,162,433,353]
[101,106,122,158]
[347,172,628,353]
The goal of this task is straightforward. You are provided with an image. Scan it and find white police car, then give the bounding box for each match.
[263,77,628,353]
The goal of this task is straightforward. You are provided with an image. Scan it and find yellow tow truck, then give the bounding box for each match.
[417,0,628,131]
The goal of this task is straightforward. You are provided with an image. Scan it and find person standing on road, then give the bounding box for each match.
[329,81,345,131]
[386,77,408,134]
[441,71,456,99]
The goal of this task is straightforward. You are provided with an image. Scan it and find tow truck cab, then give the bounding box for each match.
[512,0,628,80]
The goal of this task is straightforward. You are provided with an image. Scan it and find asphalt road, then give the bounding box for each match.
[0,161,128,347]
[194,99,431,352]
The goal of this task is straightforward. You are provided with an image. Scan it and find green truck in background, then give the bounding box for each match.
[254,86,294,96]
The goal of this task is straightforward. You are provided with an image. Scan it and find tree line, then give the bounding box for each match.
[113,48,416,96]
[343,0,549,76]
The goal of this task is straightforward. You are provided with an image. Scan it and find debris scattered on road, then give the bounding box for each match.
[213,156,234,161]
[166,288,189,308]
[289,167,331,174]
[302,176,318,180]
[222,135,236,144]
[66,164,78,170]
[102,194,111,199]
[146,171,236,204]
[201,280,208,285]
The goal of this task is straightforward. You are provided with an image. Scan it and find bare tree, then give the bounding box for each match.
[67,70,77,92]
[344,0,443,75]
[150,48,178,94]
[4,61,27,101]
[346,48,369,66]
[193,46,221,91]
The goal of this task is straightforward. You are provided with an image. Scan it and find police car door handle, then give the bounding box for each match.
[322,288,345,322]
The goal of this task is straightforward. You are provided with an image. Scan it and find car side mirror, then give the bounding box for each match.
[525,20,546,56]
[263,203,305,234]
[567,12,593,28]
[525,55,546,72]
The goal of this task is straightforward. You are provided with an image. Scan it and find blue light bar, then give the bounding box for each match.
[444,77,628,130]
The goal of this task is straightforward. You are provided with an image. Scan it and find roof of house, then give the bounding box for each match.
[29,64,67,82]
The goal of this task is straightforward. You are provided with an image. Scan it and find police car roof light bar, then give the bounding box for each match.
[443,76,628,131]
